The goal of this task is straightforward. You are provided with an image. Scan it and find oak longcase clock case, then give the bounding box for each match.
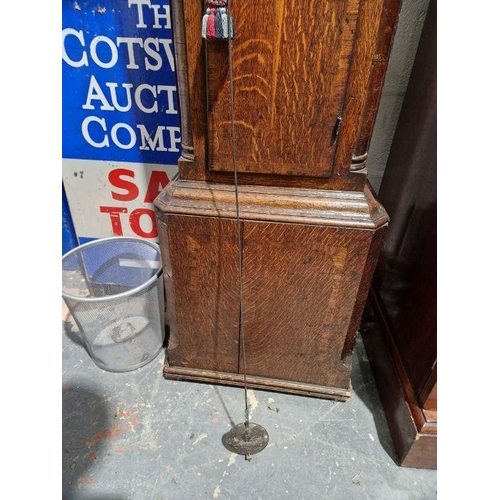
[154,0,402,400]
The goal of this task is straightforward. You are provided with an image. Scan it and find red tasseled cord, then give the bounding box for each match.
[206,8,216,39]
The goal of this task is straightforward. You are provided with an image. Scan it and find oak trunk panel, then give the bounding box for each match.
[242,221,372,387]
[155,178,388,398]
[206,0,359,177]
[166,216,240,373]
[164,213,376,392]
[343,223,386,359]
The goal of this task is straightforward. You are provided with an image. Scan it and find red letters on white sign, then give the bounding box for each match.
[99,168,170,238]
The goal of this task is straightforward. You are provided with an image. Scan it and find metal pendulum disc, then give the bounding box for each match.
[222,422,269,459]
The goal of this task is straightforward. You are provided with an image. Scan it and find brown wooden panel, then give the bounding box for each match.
[155,177,388,395]
[359,0,436,469]
[173,0,403,189]
[421,376,437,411]
[242,221,372,387]
[401,434,437,469]
[156,219,179,345]
[422,409,437,423]
[154,178,389,230]
[361,296,437,469]
[205,0,360,177]
[166,215,240,373]
[163,210,376,389]
[351,0,401,164]
[334,0,384,173]
[343,219,386,359]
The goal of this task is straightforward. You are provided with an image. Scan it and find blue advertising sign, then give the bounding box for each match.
[62,0,180,165]
[62,183,78,254]
[62,0,181,243]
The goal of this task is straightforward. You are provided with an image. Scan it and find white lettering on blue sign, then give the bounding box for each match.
[62,0,180,165]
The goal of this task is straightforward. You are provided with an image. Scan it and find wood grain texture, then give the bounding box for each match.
[241,220,371,388]
[170,0,194,165]
[157,0,403,400]
[333,0,385,173]
[165,215,240,373]
[352,0,401,164]
[206,0,358,177]
[342,219,386,360]
[156,217,179,346]
[154,177,389,229]
[174,0,209,181]
[172,0,402,188]
[163,213,375,395]
[155,180,386,398]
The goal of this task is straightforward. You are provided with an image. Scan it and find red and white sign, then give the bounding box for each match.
[62,159,177,242]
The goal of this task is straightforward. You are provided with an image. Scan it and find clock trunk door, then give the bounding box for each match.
[206,0,360,178]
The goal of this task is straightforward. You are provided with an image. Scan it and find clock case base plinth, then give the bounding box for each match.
[154,178,388,400]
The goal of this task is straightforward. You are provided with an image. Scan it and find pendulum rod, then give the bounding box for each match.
[226,0,250,431]
[221,0,269,460]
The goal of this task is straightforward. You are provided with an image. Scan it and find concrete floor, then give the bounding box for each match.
[62,303,437,499]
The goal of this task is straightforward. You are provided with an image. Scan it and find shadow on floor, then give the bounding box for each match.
[62,384,127,500]
[350,331,399,465]
[213,385,237,428]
